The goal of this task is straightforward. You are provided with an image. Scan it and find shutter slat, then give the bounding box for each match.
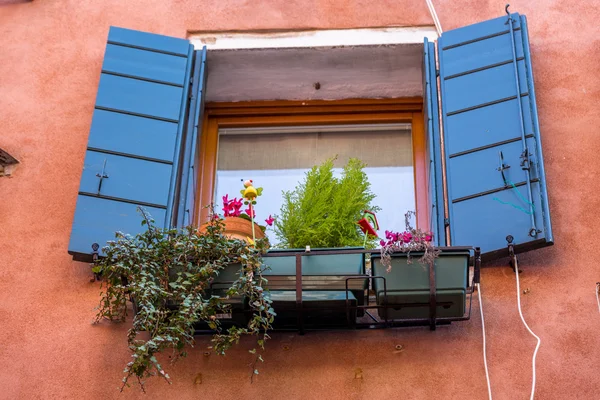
[103,44,188,86]
[70,196,167,262]
[450,182,546,257]
[437,12,553,259]
[442,29,524,78]
[444,59,529,115]
[78,151,172,206]
[88,110,178,162]
[445,96,534,156]
[96,74,183,121]
[447,138,537,200]
[108,27,190,57]
[440,13,522,49]
[69,26,194,261]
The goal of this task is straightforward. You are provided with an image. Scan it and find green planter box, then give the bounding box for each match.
[211,248,367,326]
[265,290,357,328]
[370,250,470,320]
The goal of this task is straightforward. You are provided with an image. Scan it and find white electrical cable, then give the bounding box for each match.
[425,0,443,37]
[514,259,542,400]
[596,283,600,313]
[477,283,493,400]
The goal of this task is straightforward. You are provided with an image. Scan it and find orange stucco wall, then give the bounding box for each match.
[1,1,599,399]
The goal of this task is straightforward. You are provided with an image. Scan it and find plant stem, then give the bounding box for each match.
[250,203,256,246]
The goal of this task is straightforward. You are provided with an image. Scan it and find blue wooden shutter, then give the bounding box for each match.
[177,48,207,227]
[68,27,195,262]
[436,13,553,259]
[423,38,444,247]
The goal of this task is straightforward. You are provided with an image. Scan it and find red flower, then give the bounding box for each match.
[402,232,413,243]
[265,215,275,226]
[425,233,433,242]
[244,206,255,218]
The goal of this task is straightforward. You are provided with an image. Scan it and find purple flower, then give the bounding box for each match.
[265,215,275,226]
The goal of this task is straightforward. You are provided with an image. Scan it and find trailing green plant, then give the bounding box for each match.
[93,208,274,391]
[274,157,380,248]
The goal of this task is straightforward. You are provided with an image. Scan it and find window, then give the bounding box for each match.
[68,12,554,262]
[215,123,414,243]
[195,100,431,235]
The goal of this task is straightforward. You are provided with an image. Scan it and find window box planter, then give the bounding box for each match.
[370,248,476,321]
[203,247,480,332]
[210,248,368,330]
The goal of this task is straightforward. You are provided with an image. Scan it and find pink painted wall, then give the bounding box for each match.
[1,0,599,398]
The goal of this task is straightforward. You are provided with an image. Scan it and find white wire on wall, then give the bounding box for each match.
[425,0,443,37]
[596,282,600,313]
[513,259,542,400]
[477,283,493,400]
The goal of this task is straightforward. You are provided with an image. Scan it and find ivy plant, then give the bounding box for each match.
[93,208,274,391]
[275,157,380,248]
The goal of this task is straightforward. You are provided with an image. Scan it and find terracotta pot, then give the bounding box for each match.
[199,217,265,243]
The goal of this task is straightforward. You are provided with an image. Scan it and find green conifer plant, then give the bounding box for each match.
[274,157,380,249]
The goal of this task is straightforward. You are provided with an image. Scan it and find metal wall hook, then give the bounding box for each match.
[95,159,109,194]
[497,151,510,185]
[505,4,511,16]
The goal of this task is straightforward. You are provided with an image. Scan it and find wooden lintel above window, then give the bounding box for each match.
[205,97,424,117]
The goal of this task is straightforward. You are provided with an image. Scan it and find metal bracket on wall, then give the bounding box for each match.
[0,147,19,177]
[506,235,522,273]
[90,243,100,282]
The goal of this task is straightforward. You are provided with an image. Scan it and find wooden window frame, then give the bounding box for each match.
[195,98,430,230]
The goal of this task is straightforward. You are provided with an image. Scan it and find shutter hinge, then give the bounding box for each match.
[436,69,440,77]
[520,149,531,170]
[444,218,450,227]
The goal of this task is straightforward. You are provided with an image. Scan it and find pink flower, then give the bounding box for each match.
[379,240,386,247]
[265,215,275,226]
[244,206,255,218]
[402,232,413,243]
[230,198,243,217]
[425,233,433,242]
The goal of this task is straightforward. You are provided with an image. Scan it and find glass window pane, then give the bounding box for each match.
[215,124,414,245]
